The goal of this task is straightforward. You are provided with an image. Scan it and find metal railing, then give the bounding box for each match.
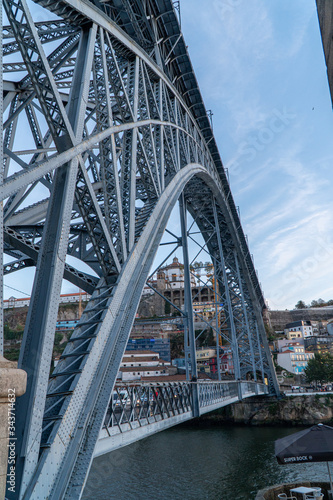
[104,381,193,432]
[103,380,268,434]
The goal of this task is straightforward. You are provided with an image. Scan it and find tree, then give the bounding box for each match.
[193,261,203,284]
[204,262,213,274]
[164,301,171,315]
[304,353,333,385]
[170,332,184,359]
[196,328,215,348]
[295,300,307,310]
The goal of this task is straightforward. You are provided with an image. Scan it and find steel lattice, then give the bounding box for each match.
[1,0,279,498]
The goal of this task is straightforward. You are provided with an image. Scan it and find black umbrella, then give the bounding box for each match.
[275,423,333,490]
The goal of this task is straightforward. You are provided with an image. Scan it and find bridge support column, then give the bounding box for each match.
[179,193,199,417]
[213,258,221,381]
[212,200,240,379]
[255,322,265,383]
[237,381,243,401]
[234,250,257,381]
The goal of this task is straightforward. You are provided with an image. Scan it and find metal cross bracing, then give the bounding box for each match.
[1,0,279,497]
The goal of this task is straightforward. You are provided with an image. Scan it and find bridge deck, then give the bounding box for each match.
[94,380,268,457]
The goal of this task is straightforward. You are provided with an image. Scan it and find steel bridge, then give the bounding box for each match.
[1,0,279,498]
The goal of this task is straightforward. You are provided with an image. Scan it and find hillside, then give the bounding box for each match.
[3,302,81,361]
[266,308,333,331]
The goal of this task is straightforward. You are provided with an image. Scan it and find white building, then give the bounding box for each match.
[4,292,90,309]
[159,257,196,289]
[117,351,171,381]
[277,337,304,352]
[285,330,303,341]
[277,342,314,375]
[327,321,333,335]
[4,296,30,309]
[285,320,313,339]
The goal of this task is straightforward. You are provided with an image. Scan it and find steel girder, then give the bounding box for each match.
[1,0,279,498]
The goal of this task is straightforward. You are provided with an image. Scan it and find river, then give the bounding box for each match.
[82,424,329,500]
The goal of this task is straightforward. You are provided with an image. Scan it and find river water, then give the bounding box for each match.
[82,424,329,500]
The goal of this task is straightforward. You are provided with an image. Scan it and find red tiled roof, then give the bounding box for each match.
[141,372,209,382]
[122,356,160,363]
[119,366,167,372]
[141,373,210,382]
[124,350,159,355]
[141,374,187,381]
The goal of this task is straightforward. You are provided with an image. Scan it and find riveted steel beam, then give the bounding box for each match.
[1,1,279,497]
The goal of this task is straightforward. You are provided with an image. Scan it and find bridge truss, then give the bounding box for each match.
[1,0,279,498]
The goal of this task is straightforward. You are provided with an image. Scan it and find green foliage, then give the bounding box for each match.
[4,348,20,361]
[164,301,171,315]
[304,353,333,384]
[204,262,213,273]
[54,331,63,346]
[53,331,67,356]
[172,310,181,317]
[264,323,279,341]
[170,332,184,359]
[196,328,215,348]
[4,324,23,340]
[309,298,333,308]
[295,298,333,309]
[325,395,333,406]
[295,300,307,309]
[268,402,278,415]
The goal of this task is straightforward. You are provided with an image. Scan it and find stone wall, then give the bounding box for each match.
[198,394,333,426]
[267,309,333,331]
[137,293,165,317]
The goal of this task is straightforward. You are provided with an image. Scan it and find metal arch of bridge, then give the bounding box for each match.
[1,0,279,498]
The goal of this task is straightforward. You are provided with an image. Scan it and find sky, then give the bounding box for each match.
[179,0,333,310]
[3,0,333,311]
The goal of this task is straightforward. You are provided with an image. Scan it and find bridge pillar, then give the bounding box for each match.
[179,193,199,417]
[234,250,257,381]
[255,322,265,383]
[212,201,241,379]
[237,381,243,401]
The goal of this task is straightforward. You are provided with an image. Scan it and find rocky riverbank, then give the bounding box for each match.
[197,394,333,426]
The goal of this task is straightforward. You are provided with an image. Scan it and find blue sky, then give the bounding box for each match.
[180,0,333,310]
[3,0,333,311]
